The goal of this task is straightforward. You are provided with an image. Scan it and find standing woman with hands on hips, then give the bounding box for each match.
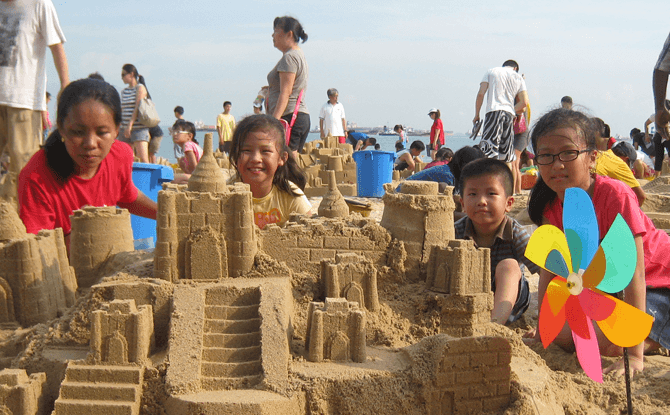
[266,16,310,159]
[119,64,150,163]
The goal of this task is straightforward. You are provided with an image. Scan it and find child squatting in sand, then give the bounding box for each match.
[526,108,670,377]
[229,114,311,229]
[454,157,540,325]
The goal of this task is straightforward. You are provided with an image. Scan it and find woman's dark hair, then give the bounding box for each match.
[44,78,121,180]
[449,145,485,193]
[435,147,453,161]
[273,16,308,43]
[591,117,610,139]
[527,108,597,226]
[431,110,441,119]
[393,124,403,132]
[122,63,151,99]
[229,114,307,194]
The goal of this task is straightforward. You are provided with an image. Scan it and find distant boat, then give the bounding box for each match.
[194,120,216,132]
[379,132,398,136]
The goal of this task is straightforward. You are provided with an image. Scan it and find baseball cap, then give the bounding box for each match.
[428,108,438,114]
[612,141,637,167]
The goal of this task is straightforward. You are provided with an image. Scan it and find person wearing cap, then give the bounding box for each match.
[473,60,528,164]
[560,96,573,110]
[428,108,444,160]
[319,88,347,143]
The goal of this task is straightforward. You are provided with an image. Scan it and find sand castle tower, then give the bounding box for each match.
[154,133,257,282]
[305,298,366,363]
[322,253,379,312]
[380,181,455,280]
[318,170,350,218]
[69,206,135,288]
[0,201,25,241]
[425,240,494,337]
[188,133,229,194]
[90,299,154,365]
[0,203,76,326]
[0,369,47,415]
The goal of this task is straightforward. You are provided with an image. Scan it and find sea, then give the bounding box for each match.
[155,129,477,164]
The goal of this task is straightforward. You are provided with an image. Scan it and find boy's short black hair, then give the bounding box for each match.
[223,101,232,107]
[395,141,405,151]
[174,106,184,115]
[367,137,377,146]
[409,140,425,151]
[459,158,514,197]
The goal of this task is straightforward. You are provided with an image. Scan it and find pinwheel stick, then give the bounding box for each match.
[616,291,633,415]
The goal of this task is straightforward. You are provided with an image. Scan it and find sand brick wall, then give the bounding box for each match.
[260,218,391,275]
[428,336,511,414]
[0,369,46,415]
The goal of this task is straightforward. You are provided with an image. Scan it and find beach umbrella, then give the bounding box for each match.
[524,187,653,384]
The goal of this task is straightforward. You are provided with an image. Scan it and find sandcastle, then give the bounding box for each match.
[0,135,517,414]
[300,134,358,197]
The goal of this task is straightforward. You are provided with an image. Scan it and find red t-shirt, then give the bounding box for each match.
[430,119,445,146]
[543,175,670,289]
[18,141,139,235]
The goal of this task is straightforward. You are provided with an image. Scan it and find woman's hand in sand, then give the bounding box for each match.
[603,356,644,378]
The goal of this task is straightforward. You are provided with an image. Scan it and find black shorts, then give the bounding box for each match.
[281,112,310,153]
[219,141,232,154]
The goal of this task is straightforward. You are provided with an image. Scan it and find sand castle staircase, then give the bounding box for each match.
[200,287,263,391]
[52,364,143,415]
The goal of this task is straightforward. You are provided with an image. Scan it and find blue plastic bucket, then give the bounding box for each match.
[130,163,174,246]
[352,151,395,197]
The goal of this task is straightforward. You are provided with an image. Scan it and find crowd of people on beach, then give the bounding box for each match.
[3,0,670,381]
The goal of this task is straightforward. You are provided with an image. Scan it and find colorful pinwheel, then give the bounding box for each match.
[525,187,653,382]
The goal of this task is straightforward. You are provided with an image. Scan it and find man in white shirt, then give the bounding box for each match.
[0,0,69,175]
[319,88,347,144]
[473,60,528,163]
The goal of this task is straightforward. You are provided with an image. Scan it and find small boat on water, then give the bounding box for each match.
[194,121,216,132]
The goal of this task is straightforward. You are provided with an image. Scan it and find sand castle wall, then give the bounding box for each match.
[259,217,392,275]
[154,182,258,282]
[69,206,135,288]
[305,298,366,363]
[322,253,379,312]
[0,228,76,327]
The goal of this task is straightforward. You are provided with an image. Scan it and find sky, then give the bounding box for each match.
[44,0,669,137]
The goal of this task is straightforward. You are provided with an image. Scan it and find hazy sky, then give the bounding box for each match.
[45,0,669,136]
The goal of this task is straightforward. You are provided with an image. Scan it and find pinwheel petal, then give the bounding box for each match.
[563,188,600,273]
[595,291,654,347]
[564,295,590,340]
[539,291,567,348]
[572,318,603,383]
[577,288,616,321]
[546,276,570,316]
[525,225,573,277]
[596,214,637,293]
[582,247,606,289]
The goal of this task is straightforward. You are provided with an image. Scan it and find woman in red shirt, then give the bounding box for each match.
[18,78,157,249]
[428,108,445,160]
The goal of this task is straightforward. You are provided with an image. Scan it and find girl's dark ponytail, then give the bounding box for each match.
[527,176,557,226]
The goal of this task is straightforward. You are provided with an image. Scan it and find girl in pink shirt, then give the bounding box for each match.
[172,120,203,184]
[527,108,670,378]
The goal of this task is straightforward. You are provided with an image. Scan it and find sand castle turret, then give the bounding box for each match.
[188,133,228,194]
[318,170,349,218]
[0,201,25,242]
[69,206,134,288]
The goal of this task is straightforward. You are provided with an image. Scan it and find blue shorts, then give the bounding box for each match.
[118,127,150,143]
[646,287,670,349]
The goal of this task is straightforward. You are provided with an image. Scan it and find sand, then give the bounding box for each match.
[2,178,670,414]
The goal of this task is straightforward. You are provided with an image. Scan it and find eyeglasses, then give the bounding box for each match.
[535,149,591,165]
[172,130,189,135]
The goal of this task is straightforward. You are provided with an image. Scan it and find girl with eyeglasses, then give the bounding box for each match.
[171,120,202,184]
[525,108,670,379]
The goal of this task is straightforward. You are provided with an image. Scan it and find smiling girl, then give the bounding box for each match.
[229,114,311,229]
[18,78,157,248]
[527,108,670,377]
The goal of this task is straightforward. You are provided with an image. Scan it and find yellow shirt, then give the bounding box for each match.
[216,113,236,142]
[595,149,640,189]
[252,183,312,229]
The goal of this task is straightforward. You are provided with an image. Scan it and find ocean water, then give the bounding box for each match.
[155,129,477,164]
